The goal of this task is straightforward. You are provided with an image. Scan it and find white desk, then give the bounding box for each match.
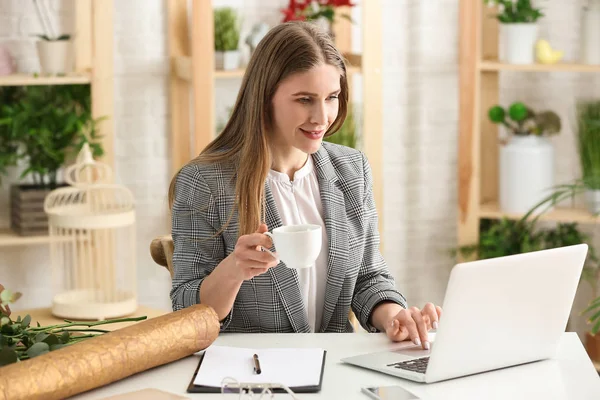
[72,332,599,400]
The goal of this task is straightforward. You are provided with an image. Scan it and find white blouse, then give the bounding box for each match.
[267,156,328,332]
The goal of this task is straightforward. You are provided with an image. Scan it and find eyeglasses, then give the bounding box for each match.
[221,377,300,399]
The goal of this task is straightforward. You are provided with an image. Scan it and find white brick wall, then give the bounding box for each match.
[0,0,596,340]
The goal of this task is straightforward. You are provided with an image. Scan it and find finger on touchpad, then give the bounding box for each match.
[393,343,433,357]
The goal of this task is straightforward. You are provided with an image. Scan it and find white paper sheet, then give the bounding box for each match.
[193,345,325,388]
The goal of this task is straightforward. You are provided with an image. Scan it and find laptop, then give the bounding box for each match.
[341,244,588,383]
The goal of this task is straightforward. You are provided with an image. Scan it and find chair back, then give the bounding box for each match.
[150,235,174,278]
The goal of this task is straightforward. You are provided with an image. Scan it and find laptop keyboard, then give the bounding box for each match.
[387,357,429,374]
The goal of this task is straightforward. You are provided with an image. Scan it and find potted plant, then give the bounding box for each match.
[214,7,241,71]
[33,0,73,75]
[36,34,73,75]
[0,85,104,236]
[484,0,544,64]
[488,101,561,214]
[464,189,600,365]
[575,100,600,214]
[281,0,356,39]
[581,0,600,65]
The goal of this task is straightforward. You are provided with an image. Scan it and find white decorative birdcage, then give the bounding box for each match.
[44,144,137,320]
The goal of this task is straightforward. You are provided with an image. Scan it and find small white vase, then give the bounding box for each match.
[582,4,600,64]
[215,50,240,70]
[499,135,554,214]
[36,40,73,75]
[499,23,538,64]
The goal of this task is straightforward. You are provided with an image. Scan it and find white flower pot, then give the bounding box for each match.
[585,189,600,214]
[36,40,73,75]
[499,136,554,214]
[215,50,240,70]
[582,5,600,64]
[499,23,538,64]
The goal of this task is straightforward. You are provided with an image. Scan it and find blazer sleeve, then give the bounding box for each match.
[170,164,233,328]
[352,153,408,332]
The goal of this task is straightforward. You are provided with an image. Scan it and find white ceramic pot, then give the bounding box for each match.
[36,40,73,75]
[499,23,538,64]
[499,135,554,214]
[215,50,240,70]
[582,4,600,64]
[585,189,600,214]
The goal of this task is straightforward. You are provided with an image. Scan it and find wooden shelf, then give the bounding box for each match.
[0,228,90,247]
[0,72,92,86]
[11,305,168,331]
[0,229,52,247]
[479,60,600,73]
[479,202,600,224]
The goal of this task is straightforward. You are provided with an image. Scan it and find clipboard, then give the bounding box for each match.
[187,350,327,393]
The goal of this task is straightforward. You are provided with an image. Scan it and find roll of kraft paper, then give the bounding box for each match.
[0,304,220,400]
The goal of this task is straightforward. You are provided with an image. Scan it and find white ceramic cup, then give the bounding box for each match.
[264,224,322,269]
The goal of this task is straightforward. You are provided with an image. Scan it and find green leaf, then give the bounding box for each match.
[42,334,60,346]
[50,343,69,351]
[592,318,600,336]
[60,331,70,343]
[0,346,18,366]
[26,342,50,359]
[35,332,49,343]
[587,308,600,325]
[488,105,506,123]
[582,300,600,316]
[509,102,528,122]
[0,317,9,327]
[21,314,31,328]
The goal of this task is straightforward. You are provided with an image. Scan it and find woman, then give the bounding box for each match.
[169,21,441,349]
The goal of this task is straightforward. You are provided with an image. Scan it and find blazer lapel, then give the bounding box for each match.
[313,147,349,332]
[265,183,311,333]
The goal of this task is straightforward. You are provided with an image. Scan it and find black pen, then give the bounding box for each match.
[253,353,262,374]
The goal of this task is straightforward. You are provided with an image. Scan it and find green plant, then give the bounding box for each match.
[455,218,595,261]
[0,85,104,188]
[582,296,600,335]
[324,105,357,148]
[214,8,240,52]
[576,100,600,190]
[35,34,71,41]
[0,284,146,366]
[0,87,21,183]
[488,101,561,137]
[484,0,544,23]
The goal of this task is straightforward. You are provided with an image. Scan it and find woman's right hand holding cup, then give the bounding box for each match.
[229,223,279,281]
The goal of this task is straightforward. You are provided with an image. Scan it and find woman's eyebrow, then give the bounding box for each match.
[291,89,341,96]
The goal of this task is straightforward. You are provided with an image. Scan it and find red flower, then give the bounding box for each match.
[281,8,306,22]
[326,0,355,6]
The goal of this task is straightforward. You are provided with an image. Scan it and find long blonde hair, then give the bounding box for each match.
[169,21,349,236]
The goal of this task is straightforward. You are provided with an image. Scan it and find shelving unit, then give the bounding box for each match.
[0,0,114,247]
[167,0,385,228]
[458,1,600,248]
[0,72,91,86]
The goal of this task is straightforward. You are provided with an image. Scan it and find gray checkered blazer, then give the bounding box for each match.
[170,142,407,333]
